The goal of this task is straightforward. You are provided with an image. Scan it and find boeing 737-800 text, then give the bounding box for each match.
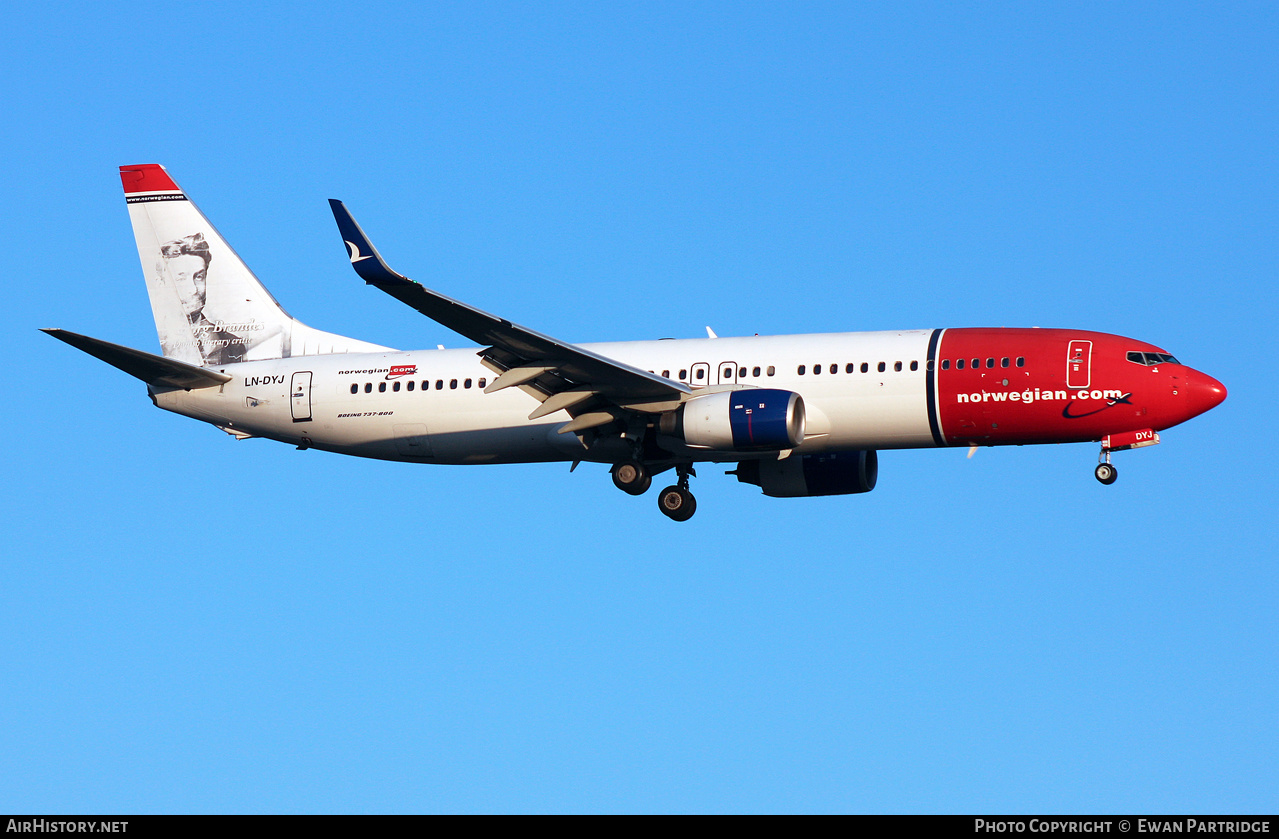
[45,165,1226,521]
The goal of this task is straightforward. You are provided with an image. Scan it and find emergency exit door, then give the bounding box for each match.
[290,371,313,422]
[1066,341,1092,389]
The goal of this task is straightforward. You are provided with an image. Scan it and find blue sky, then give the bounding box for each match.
[2,1,1275,813]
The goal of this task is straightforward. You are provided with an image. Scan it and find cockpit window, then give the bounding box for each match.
[1127,351,1181,366]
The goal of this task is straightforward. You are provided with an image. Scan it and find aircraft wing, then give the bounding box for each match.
[330,200,690,432]
[42,329,233,389]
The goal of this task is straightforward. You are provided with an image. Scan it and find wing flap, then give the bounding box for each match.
[527,387,598,420]
[557,411,619,434]
[484,364,563,393]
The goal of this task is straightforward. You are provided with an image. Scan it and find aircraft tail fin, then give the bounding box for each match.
[120,164,389,366]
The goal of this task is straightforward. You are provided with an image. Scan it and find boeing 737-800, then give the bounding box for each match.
[45,164,1227,520]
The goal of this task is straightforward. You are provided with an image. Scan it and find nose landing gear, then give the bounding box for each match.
[657,465,697,522]
[1094,429,1160,485]
[1094,458,1118,485]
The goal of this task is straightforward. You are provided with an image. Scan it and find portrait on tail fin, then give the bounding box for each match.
[154,232,283,365]
[123,164,386,366]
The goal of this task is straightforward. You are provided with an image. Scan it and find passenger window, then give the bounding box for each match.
[752,366,761,377]
[378,382,387,393]
[972,358,980,369]
[877,362,886,373]
[464,378,472,389]
[894,361,902,372]
[679,369,687,380]
[478,378,486,389]
[1001,357,1009,368]
[846,363,854,373]
[986,358,995,368]
[450,379,458,389]
[436,380,444,390]
[695,368,705,380]
[350,384,358,394]
[766,366,775,376]
[407,381,415,391]
[813,364,821,375]
[1016,357,1025,367]
[798,365,806,375]
[662,370,670,378]
[364,383,372,393]
[830,364,837,374]
[942,359,950,370]
[911,360,919,371]
[956,359,965,369]
[739,367,747,377]
[393,381,401,392]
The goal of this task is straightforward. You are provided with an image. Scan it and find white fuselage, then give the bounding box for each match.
[153,330,938,464]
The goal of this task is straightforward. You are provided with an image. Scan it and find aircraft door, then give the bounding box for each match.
[290,371,313,423]
[1066,341,1092,390]
[717,361,738,385]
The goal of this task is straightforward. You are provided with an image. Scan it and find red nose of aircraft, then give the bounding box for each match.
[1185,370,1227,420]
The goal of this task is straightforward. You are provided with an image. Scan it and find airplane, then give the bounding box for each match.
[44,164,1227,521]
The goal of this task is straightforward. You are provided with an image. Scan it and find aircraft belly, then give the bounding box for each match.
[428,424,563,464]
[317,398,560,464]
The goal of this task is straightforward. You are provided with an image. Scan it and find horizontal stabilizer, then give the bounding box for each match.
[42,329,232,389]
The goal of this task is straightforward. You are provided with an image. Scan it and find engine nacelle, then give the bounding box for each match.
[659,389,805,451]
[733,450,878,498]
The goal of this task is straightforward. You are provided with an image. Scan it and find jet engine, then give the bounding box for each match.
[732,450,878,497]
[658,389,805,451]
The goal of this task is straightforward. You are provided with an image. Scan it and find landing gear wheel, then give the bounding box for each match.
[657,485,697,522]
[1095,463,1118,485]
[612,462,651,496]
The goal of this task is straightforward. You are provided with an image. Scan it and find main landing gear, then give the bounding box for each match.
[611,461,699,520]
[611,461,652,496]
[657,465,697,522]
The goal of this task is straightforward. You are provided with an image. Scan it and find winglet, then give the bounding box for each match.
[328,199,413,286]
